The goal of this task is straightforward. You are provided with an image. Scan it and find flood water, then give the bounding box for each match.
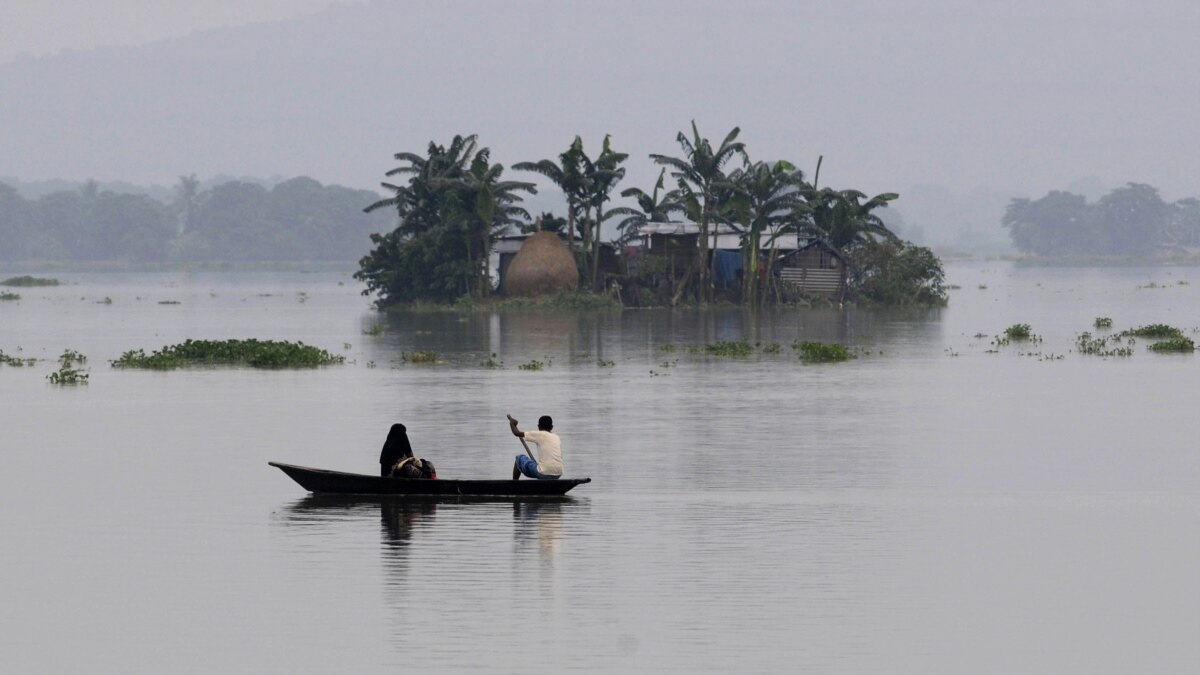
[2,262,1198,673]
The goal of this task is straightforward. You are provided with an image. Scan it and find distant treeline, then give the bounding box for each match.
[1003,183,1200,257]
[0,176,391,262]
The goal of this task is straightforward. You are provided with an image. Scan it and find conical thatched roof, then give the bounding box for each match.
[504,232,578,297]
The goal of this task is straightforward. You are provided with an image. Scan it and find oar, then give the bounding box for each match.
[507,414,536,460]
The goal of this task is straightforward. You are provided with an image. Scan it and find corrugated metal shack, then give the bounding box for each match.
[777,238,849,300]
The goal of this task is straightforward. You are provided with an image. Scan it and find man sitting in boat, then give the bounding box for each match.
[378,423,437,479]
[508,414,563,480]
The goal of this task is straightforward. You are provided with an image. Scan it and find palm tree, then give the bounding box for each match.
[799,187,899,250]
[365,134,481,236]
[650,122,747,301]
[582,135,627,289]
[611,168,674,242]
[723,160,806,305]
[437,149,536,295]
[514,138,589,259]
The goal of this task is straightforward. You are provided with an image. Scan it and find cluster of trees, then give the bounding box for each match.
[0,177,390,263]
[358,124,946,307]
[1003,183,1200,257]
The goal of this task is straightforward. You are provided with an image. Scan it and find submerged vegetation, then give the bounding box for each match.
[401,350,438,364]
[1148,336,1195,352]
[1004,324,1033,340]
[1075,332,1133,357]
[0,348,37,367]
[111,339,345,369]
[703,340,755,357]
[0,291,19,301]
[1093,317,1113,329]
[47,349,89,384]
[1,275,59,286]
[793,341,854,362]
[1117,324,1183,339]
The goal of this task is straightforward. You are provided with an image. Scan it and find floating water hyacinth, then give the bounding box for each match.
[112,339,345,369]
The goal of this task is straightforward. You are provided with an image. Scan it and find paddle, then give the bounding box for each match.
[507,414,536,461]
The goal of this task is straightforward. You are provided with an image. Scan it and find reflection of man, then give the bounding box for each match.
[508,414,564,480]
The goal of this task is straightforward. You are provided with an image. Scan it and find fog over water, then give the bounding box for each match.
[1,263,1197,672]
[3,2,1199,671]
[2,1,1199,251]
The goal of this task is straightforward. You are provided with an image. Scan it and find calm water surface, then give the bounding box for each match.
[1,263,1198,673]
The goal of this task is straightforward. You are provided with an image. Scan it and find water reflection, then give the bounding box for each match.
[512,501,564,566]
[367,305,947,369]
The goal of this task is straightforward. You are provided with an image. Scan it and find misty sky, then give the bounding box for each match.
[0,1,345,62]
[2,0,1198,219]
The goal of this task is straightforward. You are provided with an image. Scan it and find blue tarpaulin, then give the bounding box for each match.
[713,250,742,288]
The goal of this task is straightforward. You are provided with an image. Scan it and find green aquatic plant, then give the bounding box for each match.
[1,276,60,287]
[48,366,88,385]
[401,350,438,364]
[597,358,615,367]
[1148,336,1194,353]
[58,349,87,367]
[97,297,113,304]
[518,359,546,371]
[158,300,181,305]
[482,353,503,369]
[660,344,677,353]
[1093,317,1113,329]
[703,340,754,357]
[1117,324,1183,339]
[761,342,781,354]
[0,291,19,301]
[363,323,386,336]
[1004,324,1033,340]
[111,339,345,369]
[792,341,854,362]
[1,348,37,367]
[1075,332,1133,357]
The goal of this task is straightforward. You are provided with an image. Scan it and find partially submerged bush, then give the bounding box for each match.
[111,339,345,369]
[1,276,60,287]
[793,341,854,362]
[703,340,754,357]
[0,349,36,367]
[1148,336,1195,353]
[1117,324,1183,339]
[1075,332,1133,357]
[1093,317,1113,329]
[1004,324,1033,340]
[48,366,88,385]
[0,291,19,301]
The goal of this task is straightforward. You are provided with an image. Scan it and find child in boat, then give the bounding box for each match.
[378,423,436,479]
[508,414,563,480]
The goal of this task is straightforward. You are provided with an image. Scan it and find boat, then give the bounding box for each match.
[269,462,591,497]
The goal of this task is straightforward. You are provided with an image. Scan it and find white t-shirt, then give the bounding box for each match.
[522,429,563,476]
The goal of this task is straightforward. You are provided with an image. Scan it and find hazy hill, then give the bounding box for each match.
[2,0,1196,253]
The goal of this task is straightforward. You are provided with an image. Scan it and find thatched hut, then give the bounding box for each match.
[503,231,579,296]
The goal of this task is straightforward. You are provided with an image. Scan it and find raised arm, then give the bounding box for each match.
[507,414,525,438]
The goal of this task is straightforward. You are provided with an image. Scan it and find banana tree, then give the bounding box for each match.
[722,160,806,305]
[650,122,747,302]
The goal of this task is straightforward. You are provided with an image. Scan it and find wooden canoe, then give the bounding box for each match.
[269,462,590,497]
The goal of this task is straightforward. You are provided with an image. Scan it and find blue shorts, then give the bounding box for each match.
[515,455,560,480]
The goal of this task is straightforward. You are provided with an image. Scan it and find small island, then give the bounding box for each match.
[355,123,947,310]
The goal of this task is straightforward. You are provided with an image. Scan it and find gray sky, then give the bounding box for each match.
[2,0,1198,243]
[0,1,346,62]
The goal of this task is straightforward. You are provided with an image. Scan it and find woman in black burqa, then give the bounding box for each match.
[379,423,414,476]
[378,423,437,479]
